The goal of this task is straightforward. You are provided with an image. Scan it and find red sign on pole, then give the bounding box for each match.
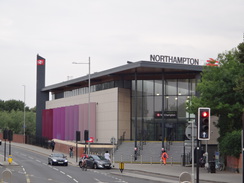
[37,59,45,65]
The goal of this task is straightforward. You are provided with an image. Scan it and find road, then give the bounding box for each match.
[0,145,181,183]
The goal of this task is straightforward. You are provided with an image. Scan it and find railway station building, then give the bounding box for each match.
[36,54,203,149]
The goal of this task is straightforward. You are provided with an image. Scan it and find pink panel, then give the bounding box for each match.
[60,107,65,140]
[73,105,79,140]
[78,103,96,141]
[53,107,65,140]
[42,109,53,140]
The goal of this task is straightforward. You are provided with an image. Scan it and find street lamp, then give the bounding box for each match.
[72,57,91,155]
[22,85,26,143]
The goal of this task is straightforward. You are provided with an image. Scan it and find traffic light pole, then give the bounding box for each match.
[196,140,200,183]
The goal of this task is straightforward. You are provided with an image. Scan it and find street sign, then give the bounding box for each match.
[185,124,197,140]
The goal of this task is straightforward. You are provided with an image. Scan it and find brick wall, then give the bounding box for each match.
[226,154,242,172]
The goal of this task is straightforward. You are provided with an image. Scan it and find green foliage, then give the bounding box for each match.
[0,99,36,136]
[219,130,241,158]
[186,42,244,158]
[187,43,244,134]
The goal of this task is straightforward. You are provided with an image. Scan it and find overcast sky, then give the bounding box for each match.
[0,0,243,108]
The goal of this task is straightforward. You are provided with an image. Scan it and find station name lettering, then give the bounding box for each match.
[150,55,199,65]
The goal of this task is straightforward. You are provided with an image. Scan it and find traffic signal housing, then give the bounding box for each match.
[198,107,210,140]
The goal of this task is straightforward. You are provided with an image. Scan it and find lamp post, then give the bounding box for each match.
[72,57,91,155]
[22,85,26,143]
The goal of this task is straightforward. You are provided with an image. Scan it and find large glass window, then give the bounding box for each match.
[178,79,189,95]
[165,79,177,95]
[164,96,177,111]
[155,80,162,96]
[131,78,196,141]
[143,80,154,96]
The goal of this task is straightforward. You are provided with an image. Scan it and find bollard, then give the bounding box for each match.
[8,155,13,164]
[2,169,12,183]
[171,157,173,166]
[131,155,133,164]
[141,155,142,164]
[119,162,124,173]
[179,172,191,183]
[150,156,152,165]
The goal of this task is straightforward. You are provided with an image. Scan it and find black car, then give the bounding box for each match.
[48,153,68,166]
[79,155,111,169]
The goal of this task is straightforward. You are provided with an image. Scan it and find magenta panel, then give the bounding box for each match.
[78,103,96,141]
[65,106,71,140]
[42,109,53,140]
[53,107,65,140]
[73,105,79,140]
[60,107,65,140]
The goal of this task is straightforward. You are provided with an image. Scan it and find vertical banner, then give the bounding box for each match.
[36,54,49,138]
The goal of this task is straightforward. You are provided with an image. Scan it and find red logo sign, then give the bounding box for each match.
[88,137,94,143]
[37,59,45,65]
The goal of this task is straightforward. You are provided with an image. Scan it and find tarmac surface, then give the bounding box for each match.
[0,142,242,183]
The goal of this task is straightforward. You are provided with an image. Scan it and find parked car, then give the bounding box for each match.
[48,153,68,166]
[79,155,111,169]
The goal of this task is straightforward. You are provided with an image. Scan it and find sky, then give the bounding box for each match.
[0,0,243,108]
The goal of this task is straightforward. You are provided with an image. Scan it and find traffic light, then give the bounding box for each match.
[84,130,89,141]
[198,107,210,140]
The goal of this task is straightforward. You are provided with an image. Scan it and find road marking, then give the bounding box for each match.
[24,174,31,183]
[60,171,65,175]
[67,175,72,179]
[94,178,108,183]
[73,178,79,183]
[36,160,41,163]
[53,167,59,171]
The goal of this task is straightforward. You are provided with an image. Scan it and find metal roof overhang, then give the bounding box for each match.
[42,61,203,93]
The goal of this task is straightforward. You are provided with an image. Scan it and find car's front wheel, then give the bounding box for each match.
[93,163,98,169]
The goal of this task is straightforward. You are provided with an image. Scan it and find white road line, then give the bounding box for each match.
[60,171,65,175]
[94,178,108,183]
[53,167,59,171]
[67,175,72,179]
[36,160,41,163]
[73,178,79,183]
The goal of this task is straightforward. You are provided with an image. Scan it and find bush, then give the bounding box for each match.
[219,130,241,158]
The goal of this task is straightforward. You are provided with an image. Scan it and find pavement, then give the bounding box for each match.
[0,142,242,183]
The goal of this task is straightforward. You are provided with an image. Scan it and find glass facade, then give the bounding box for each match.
[132,79,196,141]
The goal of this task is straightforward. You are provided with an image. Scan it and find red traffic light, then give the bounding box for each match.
[201,111,209,117]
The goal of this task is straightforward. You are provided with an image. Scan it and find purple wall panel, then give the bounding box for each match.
[78,103,96,141]
[70,105,75,140]
[73,105,79,140]
[53,108,58,139]
[42,103,96,141]
[64,107,68,140]
[65,106,71,140]
[53,107,66,140]
[42,109,53,139]
[60,107,65,140]
[78,104,85,140]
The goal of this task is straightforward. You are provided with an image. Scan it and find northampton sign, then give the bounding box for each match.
[150,54,199,65]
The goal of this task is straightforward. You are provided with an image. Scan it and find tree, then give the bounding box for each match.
[186,42,244,141]
[219,130,241,158]
[0,99,36,136]
[4,100,25,112]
